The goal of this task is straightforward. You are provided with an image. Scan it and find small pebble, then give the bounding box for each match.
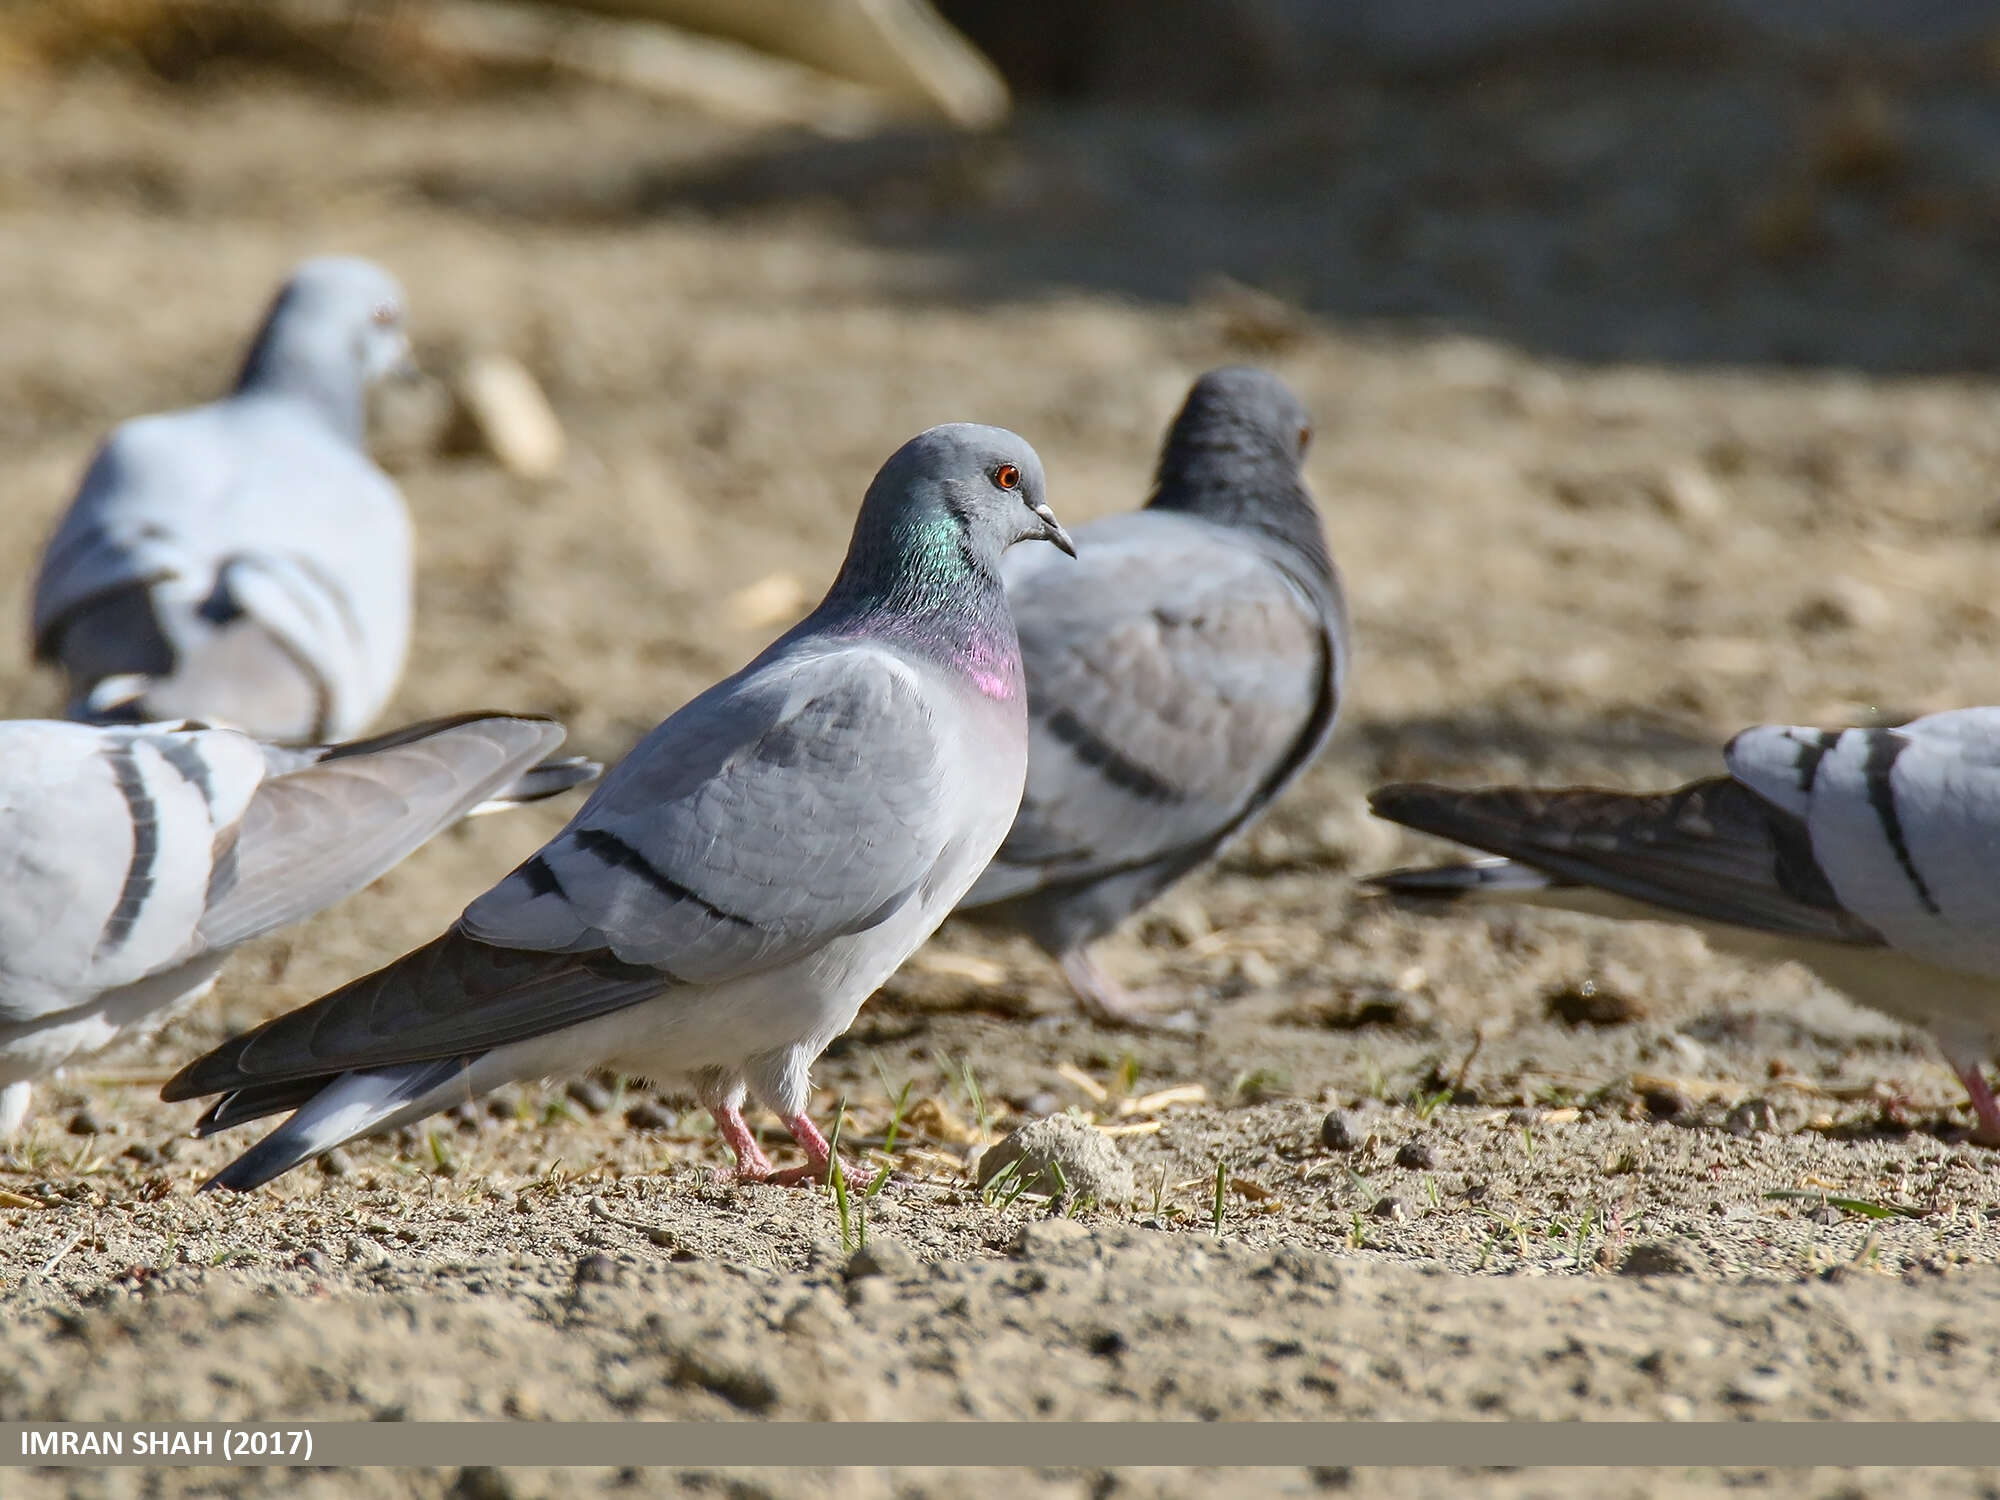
[485,1095,518,1121]
[1725,1098,1777,1137]
[1505,1107,1540,1127]
[1318,1110,1358,1151]
[1808,1204,1844,1226]
[121,1142,161,1166]
[1620,1240,1700,1277]
[1725,1365,1791,1405]
[66,1110,103,1137]
[452,1467,519,1500]
[1394,1141,1435,1170]
[843,1238,918,1281]
[318,1149,354,1178]
[1642,1087,1690,1121]
[566,1078,613,1115]
[1368,1196,1405,1221]
[574,1253,620,1285]
[622,1100,676,1131]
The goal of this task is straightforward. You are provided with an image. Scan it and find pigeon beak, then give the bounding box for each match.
[1032,502,1077,558]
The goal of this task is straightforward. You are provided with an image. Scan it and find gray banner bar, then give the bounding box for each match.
[4,1423,2000,1467]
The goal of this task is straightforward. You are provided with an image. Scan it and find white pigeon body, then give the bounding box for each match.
[0,713,593,1136]
[958,368,1346,1023]
[33,257,417,744]
[1369,706,2000,1140]
[168,423,1076,1190]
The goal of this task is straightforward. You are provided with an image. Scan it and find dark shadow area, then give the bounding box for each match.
[1339,707,1730,783]
[405,29,2000,373]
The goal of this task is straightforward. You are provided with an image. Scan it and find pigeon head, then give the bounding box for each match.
[821,424,1069,695]
[1145,366,1329,569]
[834,424,1071,598]
[235,257,416,440]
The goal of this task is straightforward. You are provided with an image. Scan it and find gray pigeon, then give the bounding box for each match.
[1369,708,2000,1144]
[0,713,598,1138]
[955,368,1348,1024]
[164,424,1074,1191]
[33,257,418,745]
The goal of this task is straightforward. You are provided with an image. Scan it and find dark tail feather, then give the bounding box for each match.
[1366,779,1881,946]
[199,1058,471,1193]
[1365,856,1561,898]
[473,754,601,813]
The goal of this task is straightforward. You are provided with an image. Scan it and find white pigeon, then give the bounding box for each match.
[32,257,418,745]
[165,424,1075,1191]
[0,713,597,1137]
[1367,708,2000,1144]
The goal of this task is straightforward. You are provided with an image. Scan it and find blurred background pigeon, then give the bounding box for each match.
[32,257,418,745]
[956,367,1347,1026]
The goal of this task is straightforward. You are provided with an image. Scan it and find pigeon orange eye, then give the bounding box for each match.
[993,464,1020,490]
[1297,424,1312,450]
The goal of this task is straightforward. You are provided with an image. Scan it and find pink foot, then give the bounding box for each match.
[711,1107,857,1187]
[708,1098,775,1182]
[1060,949,1198,1032]
[1952,1060,2000,1147]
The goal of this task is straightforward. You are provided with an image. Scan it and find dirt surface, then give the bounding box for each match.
[11,39,2000,1497]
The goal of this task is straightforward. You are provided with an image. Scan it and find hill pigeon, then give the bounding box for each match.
[1368,708,2000,1144]
[33,257,418,745]
[956,368,1347,1025]
[164,424,1074,1191]
[0,713,598,1138]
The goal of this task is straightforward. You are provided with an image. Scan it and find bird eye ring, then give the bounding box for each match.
[371,303,399,328]
[993,464,1020,490]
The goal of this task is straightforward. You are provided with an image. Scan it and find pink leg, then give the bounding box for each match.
[1060,948,1198,1032]
[1952,1060,2000,1147]
[709,1098,775,1181]
[758,1112,840,1187]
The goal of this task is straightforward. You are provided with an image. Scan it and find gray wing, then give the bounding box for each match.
[164,644,959,1097]
[32,414,224,660]
[965,514,1339,905]
[1366,777,1886,946]
[196,714,576,950]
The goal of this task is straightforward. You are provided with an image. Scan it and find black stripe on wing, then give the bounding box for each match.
[1367,775,1887,946]
[161,928,669,1102]
[1860,731,1943,916]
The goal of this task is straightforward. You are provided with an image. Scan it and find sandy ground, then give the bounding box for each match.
[10,38,2000,1498]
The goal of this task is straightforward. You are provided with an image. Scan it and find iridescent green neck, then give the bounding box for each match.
[822,507,1022,699]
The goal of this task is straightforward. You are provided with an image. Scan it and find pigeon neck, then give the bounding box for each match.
[823,511,1023,700]
[1147,445,1334,584]
[234,319,367,445]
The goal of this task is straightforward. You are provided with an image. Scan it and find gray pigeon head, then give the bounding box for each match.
[834,424,1072,603]
[1155,366,1312,484]
[1146,367,1330,572]
[235,257,415,436]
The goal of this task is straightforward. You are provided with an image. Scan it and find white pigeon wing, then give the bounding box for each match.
[1794,711,2000,973]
